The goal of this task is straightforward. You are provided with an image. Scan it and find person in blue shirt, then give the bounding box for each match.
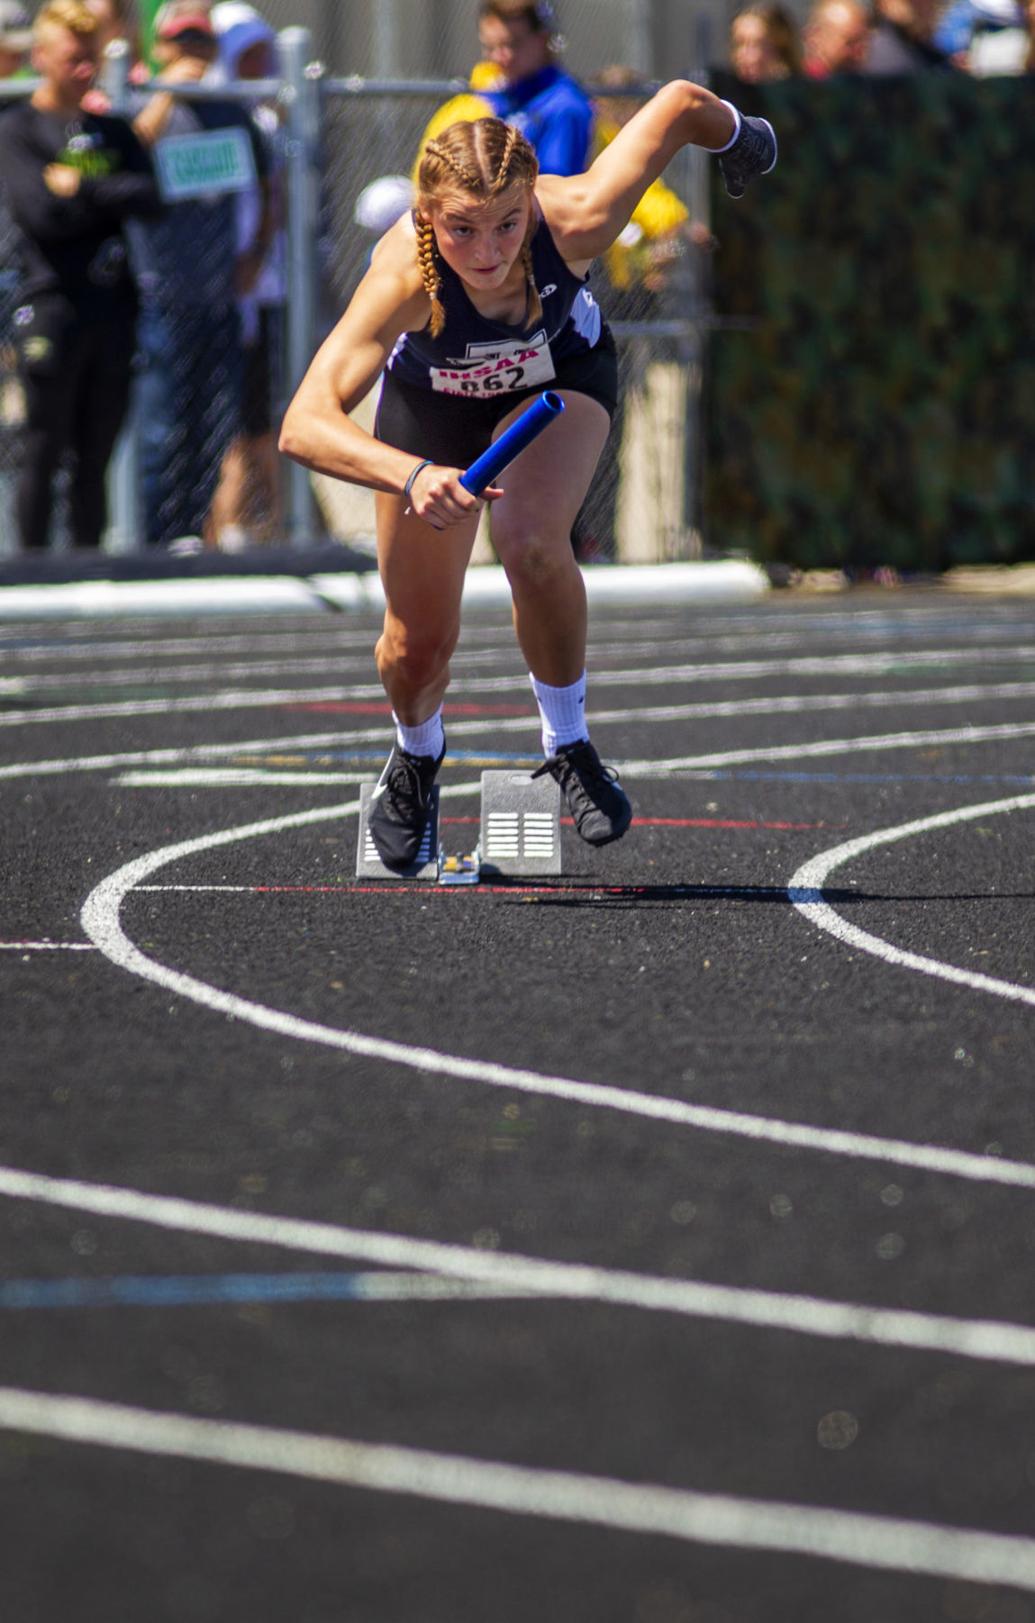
[478,0,591,177]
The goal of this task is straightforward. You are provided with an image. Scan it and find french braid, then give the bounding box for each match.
[521,232,543,330]
[490,122,520,194]
[414,210,446,338]
[424,139,482,193]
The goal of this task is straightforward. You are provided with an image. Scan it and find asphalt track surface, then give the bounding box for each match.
[2,586,1035,1623]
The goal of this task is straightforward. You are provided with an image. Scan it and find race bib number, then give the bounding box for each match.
[430,335,555,398]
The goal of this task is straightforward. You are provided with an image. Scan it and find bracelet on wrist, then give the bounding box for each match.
[403,459,434,499]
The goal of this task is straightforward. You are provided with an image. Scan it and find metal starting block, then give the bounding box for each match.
[356,781,441,881]
[355,768,562,883]
[478,769,562,878]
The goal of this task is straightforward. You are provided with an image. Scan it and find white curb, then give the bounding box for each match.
[0,561,768,621]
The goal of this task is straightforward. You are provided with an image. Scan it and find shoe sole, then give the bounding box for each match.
[577,811,634,848]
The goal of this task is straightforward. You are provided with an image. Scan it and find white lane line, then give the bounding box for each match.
[98,681,1035,752]
[789,794,1035,1008]
[622,719,1035,775]
[9,660,1035,729]
[0,686,375,727]
[6,1164,1035,1367]
[11,641,1035,696]
[2,645,535,693]
[3,622,1029,668]
[7,715,1035,787]
[79,797,1035,1194]
[3,1387,1035,1591]
[0,942,96,952]
[115,770,373,788]
[0,728,378,782]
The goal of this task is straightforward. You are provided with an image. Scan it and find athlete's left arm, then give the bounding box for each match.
[537,80,734,263]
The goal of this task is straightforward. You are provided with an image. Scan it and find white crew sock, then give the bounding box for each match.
[393,704,445,759]
[530,672,588,755]
[707,99,742,153]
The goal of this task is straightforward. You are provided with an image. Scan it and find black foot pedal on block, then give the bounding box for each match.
[356,781,441,881]
[479,769,562,878]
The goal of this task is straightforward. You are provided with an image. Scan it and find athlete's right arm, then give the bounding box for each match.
[278,225,435,495]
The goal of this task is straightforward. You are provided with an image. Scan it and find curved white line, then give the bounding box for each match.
[79,795,1035,1192]
[789,793,1035,1008]
[3,1386,1035,1591]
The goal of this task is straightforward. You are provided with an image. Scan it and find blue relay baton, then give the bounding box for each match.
[459,390,565,497]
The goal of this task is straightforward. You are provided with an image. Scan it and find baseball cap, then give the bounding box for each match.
[0,1,32,50]
[154,3,215,40]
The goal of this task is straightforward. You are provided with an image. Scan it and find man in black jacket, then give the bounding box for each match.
[0,0,158,550]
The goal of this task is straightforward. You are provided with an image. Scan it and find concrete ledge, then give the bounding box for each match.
[316,560,771,611]
[0,577,328,620]
[0,560,769,621]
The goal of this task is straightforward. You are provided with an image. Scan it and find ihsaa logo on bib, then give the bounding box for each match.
[431,332,556,398]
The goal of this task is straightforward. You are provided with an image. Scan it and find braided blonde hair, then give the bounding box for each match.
[415,118,541,339]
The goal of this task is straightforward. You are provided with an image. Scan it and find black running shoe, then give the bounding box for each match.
[718,114,778,198]
[533,739,632,848]
[367,741,445,871]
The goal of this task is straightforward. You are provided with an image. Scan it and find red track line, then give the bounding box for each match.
[285,702,530,716]
[221,884,774,898]
[438,815,834,831]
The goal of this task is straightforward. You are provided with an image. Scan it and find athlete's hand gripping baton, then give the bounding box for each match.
[459,390,565,497]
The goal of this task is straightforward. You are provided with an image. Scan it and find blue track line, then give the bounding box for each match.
[0,1272,385,1309]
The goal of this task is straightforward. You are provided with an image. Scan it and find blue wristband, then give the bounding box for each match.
[403,458,433,499]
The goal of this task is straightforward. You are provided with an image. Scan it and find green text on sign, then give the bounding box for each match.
[154,128,257,202]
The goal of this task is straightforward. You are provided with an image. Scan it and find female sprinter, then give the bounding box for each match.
[279,87,776,870]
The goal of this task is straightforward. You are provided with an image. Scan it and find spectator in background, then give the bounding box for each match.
[207,0,284,549]
[0,0,158,551]
[729,3,803,80]
[934,0,1028,70]
[803,0,873,74]
[0,2,32,80]
[863,0,958,69]
[130,0,272,548]
[478,0,593,174]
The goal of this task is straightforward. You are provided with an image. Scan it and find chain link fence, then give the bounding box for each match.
[1,32,711,563]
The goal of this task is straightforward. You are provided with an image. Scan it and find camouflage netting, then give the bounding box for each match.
[704,72,1035,572]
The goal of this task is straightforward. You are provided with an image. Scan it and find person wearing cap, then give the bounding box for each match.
[0,0,159,551]
[127,0,272,547]
[477,0,593,177]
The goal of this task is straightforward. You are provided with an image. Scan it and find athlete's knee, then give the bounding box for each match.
[498,530,579,593]
[376,615,459,688]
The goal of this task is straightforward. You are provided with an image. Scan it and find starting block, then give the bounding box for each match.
[355,768,562,883]
[478,769,561,878]
[356,781,441,881]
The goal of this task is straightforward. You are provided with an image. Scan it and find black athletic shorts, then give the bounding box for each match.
[374,324,618,468]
